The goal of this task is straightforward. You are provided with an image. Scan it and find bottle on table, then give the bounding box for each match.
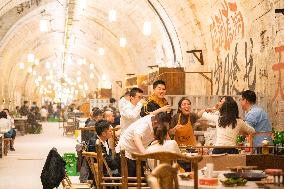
[261,137,269,155]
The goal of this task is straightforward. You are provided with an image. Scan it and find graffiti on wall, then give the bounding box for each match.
[210,0,244,55]
[272,45,284,102]
[16,0,41,14]
[243,38,257,91]
[213,38,256,95]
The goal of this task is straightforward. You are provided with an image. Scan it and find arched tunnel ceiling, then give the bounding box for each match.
[0,0,201,101]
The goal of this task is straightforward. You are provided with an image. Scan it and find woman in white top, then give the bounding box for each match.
[146,122,180,170]
[202,96,255,154]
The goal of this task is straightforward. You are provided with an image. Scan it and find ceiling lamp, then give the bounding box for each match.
[33,70,37,76]
[119,37,127,47]
[90,73,94,79]
[77,76,81,82]
[34,58,40,65]
[77,70,81,75]
[45,62,51,69]
[84,83,88,90]
[39,19,49,32]
[102,74,107,81]
[38,76,42,81]
[99,48,105,56]
[79,0,87,10]
[28,67,33,73]
[77,59,83,65]
[82,58,87,65]
[27,53,35,62]
[143,21,152,36]
[35,81,39,87]
[90,64,94,69]
[109,9,117,22]
[19,62,25,69]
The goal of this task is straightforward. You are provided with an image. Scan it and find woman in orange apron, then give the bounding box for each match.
[170,97,199,146]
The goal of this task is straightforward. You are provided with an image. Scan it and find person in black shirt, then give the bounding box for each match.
[140,80,171,117]
[88,120,119,176]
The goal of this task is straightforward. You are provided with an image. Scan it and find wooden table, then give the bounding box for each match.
[179,171,259,189]
[14,117,28,136]
[246,154,284,170]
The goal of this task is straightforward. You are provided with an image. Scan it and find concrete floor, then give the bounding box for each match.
[0,122,77,189]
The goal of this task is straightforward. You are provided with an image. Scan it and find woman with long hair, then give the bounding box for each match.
[145,122,180,170]
[201,96,255,154]
[169,97,200,146]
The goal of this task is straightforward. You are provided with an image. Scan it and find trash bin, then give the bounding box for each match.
[64,153,77,176]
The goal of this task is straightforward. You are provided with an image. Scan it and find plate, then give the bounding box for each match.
[240,172,267,181]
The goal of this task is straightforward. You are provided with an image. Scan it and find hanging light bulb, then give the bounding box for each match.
[77,58,83,65]
[102,74,107,81]
[143,21,152,36]
[82,58,87,65]
[32,70,37,76]
[38,76,42,81]
[45,62,51,69]
[27,53,35,62]
[90,73,94,79]
[119,37,127,47]
[98,48,105,55]
[79,0,87,10]
[19,62,25,69]
[34,58,39,65]
[39,19,49,32]
[77,76,81,82]
[108,9,117,22]
[77,70,81,75]
[28,67,33,73]
[90,64,94,69]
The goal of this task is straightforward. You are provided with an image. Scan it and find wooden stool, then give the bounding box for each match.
[3,138,12,156]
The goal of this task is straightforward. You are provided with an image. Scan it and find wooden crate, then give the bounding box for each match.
[125,75,148,94]
[97,88,112,99]
[148,67,185,95]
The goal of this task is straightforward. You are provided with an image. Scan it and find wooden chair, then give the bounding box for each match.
[147,163,179,189]
[61,171,91,189]
[3,138,12,155]
[83,139,126,189]
[132,151,203,189]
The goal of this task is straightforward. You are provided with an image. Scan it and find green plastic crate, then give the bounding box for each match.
[63,153,78,176]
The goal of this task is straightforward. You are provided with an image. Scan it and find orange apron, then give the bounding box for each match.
[174,113,196,146]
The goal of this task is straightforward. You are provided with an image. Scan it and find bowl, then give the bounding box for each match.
[223,172,242,179]
[220,179,236,187]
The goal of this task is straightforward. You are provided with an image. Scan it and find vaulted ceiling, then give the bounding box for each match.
[0,0,209,102]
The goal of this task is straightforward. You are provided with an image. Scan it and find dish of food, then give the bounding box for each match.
[220,178,247,187]
[178,172,193,180]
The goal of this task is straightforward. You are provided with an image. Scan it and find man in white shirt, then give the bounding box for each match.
[39,106,48,122]
[120,87,146,134]
[116,112,171,176]
[118,91,130,112]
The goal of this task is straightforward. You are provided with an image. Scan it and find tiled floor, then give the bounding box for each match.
[0,122,77,189]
